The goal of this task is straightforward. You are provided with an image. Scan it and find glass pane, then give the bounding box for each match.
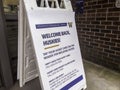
[2,0,19,13]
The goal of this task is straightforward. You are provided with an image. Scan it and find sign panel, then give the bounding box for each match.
[27,10,86,90]
[18,0,87,89]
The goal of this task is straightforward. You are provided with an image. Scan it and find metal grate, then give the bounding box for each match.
[5,13,18,81]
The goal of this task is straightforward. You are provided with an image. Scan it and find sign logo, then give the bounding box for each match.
[68,22,73,28]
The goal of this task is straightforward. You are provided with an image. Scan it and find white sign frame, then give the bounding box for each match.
[18,0,87,90]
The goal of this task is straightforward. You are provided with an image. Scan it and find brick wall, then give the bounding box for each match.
[72,0,120,72]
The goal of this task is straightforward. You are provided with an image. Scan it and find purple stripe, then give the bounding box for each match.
[60,75,83,90]
[36,23,67,29]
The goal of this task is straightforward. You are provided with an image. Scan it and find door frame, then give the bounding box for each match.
[0,0,13,88]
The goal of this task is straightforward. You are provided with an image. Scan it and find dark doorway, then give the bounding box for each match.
[0,0,13,89]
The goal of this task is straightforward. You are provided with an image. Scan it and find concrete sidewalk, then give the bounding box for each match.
[10,61,120,90]
[84,61,120,90]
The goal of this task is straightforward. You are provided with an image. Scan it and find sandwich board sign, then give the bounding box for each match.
[17,0,87,90]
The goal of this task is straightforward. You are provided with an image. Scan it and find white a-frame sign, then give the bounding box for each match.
[17,0,87,90]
